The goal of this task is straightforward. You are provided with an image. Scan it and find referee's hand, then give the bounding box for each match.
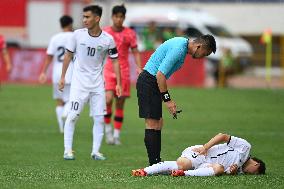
[165,100,177,116]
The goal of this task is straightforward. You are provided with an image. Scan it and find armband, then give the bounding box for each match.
[161,91,171,102]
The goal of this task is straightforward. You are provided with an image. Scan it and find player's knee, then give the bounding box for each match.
[67,111,80,122]
[106,92,113,105]
[211,164,224,176]
[145,119,162,130]
[176,157,192,170]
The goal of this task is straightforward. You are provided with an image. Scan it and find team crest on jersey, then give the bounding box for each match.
[97,45,103,51]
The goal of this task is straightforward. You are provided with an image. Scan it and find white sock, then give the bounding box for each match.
[62,101,70,119]
[184,167,215,176]
[105,124,112,135]
[64,114,77,153]
[113,128,120,138]
[92,115,104,154]
[56,106,64,133]
[144,161,178,175]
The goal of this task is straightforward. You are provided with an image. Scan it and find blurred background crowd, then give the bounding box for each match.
[0,0,283,88]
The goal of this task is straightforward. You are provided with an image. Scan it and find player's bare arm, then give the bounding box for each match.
[111,58,122,97]
[59,50,73,91]
[193,133,231,155]
[39,55,53,84]
[156,71,177,115]
[131,48,143,74]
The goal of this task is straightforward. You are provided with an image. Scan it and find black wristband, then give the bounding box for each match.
[161,91,171,102]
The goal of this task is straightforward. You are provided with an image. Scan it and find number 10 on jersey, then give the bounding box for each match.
[87,47,96,56]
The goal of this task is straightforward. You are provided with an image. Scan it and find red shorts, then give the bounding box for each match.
[105,75,130,97]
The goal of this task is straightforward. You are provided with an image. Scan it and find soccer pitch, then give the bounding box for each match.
[0,84,284,189]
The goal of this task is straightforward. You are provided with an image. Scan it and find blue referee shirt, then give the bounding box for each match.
[144,37,189,79]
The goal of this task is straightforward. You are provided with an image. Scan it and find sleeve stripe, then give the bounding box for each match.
[110,56,118,59]
[227,136,232,145]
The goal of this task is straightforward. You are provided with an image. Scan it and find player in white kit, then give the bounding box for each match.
[132,133,266,176]
[39,15,74,133]
[59,5,122,160]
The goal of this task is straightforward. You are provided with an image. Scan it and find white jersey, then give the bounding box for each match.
[205,136,251,174]
[47,31,73,84]
[66,28,118,92]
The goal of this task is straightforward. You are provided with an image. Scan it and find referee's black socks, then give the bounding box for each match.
[144,129,161,166]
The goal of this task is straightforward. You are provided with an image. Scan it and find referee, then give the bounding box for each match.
[136,35,216,165]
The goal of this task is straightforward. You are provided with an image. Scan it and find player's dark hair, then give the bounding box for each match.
[194,34,216,54]
[83,5,102,17]
[60,15,73,28]
[112,4,126,16]
[252,157,266,174]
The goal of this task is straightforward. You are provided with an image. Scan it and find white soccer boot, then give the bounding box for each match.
[63,150,75,160]
[91,152,106,160]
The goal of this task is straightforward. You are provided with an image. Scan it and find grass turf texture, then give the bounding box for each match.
[0,84,284,189]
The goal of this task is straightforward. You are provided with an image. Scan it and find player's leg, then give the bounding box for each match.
[137,71,163,166]
[90,89,107,160]
[171,146,221,176]
[55,99,64,133]
[132,161,178,176]
[53,83,64,133]
[143,86,163,165]
[144,118,163,165]
[113,96,126,145]
[62,84,71,119]
[91,115,105,160]
[63,88,88,160]
[105,90,114,144]
[182,163,224,176]
[113,79,130,145]
[104,74,116,144]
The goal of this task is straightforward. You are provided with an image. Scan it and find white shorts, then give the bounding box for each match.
[180,145,207,169]
[69,87,106,116]
[53,83,70,102]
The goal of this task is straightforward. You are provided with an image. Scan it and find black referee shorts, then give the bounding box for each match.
[136,70,162,120]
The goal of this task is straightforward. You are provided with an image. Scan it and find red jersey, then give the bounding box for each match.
[103,26,137,79]
[0,35,7,50]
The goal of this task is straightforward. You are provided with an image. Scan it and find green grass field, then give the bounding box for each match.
[0,84,284,189]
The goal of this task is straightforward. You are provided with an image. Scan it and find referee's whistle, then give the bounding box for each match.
[173,110,182,119]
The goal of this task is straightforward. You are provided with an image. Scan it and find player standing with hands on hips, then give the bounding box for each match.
[59,5,122,160]
[136,35,216,165]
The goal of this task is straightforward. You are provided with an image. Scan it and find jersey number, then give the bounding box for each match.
[71,101,79,111]
[87,47,96,56]
[57,46,65,62]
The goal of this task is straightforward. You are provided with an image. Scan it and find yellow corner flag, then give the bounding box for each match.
[260,28,272,83]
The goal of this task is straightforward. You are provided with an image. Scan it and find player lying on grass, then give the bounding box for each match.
[132,133,265,176]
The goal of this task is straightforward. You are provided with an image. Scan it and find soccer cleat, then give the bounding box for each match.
[113,137,121,145]
[132,169,147,177]
[91,152,106,160]
[171,170,185,177]
[63,151,75,160]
